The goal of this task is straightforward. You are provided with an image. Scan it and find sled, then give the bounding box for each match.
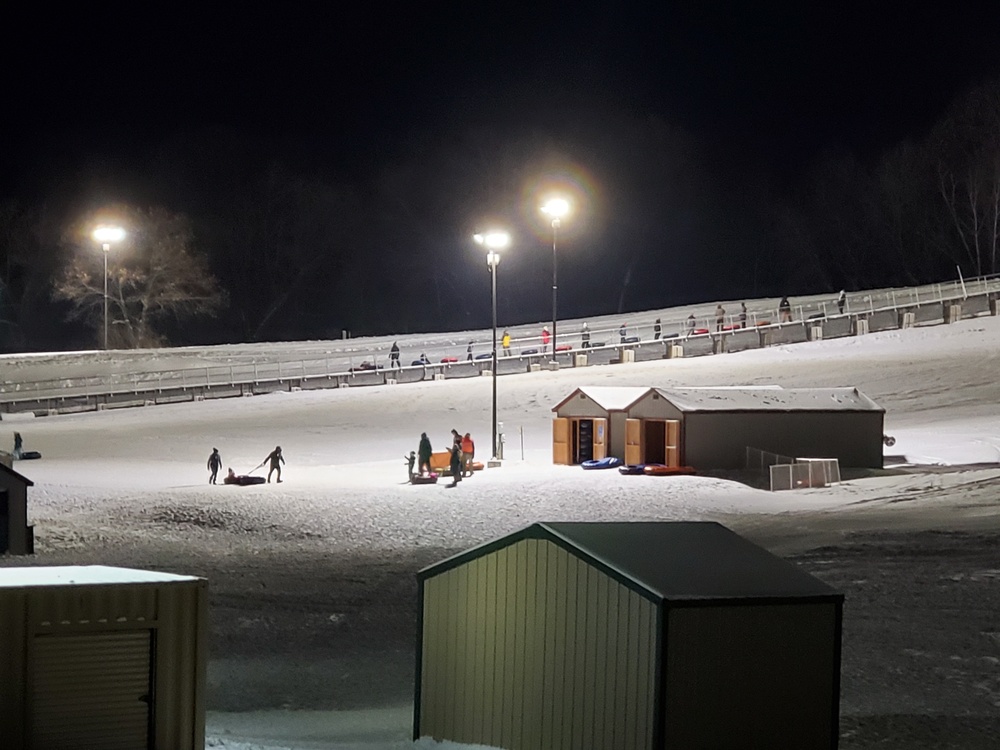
[693,328,710,335]
[224,475,266,486]
[883,434,896,447]
[618,464,646,475]
[471,461,485,472]
[15,451,42,460]
[411,473,439,485]
[474,353,492,360]
[581,457,623,470]
[621,336,640,344]
[642,464,696,476]
[441,356,458,364]
[555,344,573,352]
[520,348,539,356]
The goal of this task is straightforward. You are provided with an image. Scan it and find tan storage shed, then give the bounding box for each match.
[0,565,208,750]
[0,462,34,555]
[550,386,649,464]
[415,521,843,750]
[628,386,885,469]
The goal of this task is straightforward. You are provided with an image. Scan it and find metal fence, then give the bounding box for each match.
[769,459,841,492]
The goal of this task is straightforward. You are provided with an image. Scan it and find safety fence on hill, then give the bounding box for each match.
[1,274,999,416]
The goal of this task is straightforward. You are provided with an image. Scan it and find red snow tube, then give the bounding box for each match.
[555,344,573,352]
[642,465,696,476]
[441,356,458,364]
[411,473,439,484]
[693,328,710,335]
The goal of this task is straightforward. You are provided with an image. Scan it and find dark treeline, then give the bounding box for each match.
[2,79,999,352]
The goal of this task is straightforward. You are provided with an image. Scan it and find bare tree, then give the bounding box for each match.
[53,205,227,348]
[931,80,1000,277]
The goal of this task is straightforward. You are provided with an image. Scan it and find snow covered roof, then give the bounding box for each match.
[551,385,650,412]
[421,522,840,602]
[0,565,202,588]
[651,386,883,413]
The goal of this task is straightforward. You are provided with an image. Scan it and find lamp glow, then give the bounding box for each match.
[93,226,126,244]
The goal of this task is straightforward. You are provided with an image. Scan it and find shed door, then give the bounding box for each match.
[625,418,642,465]
[31,630,153,749]
[552,417,570,465]
[592,418,607,460]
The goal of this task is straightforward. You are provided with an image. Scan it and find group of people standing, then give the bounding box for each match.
[413,429,476,486]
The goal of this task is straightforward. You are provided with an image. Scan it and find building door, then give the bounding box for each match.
[625,418,643,465]
[576,419,594,462]
[31,629,153,749]
[592,418,607,460]
[641,420,666,464]
[552,417,570,464]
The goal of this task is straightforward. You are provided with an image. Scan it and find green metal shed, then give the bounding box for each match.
[415,521,843,750]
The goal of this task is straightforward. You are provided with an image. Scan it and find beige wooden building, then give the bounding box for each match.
[553,385,884,469]
[0,565,208,750]
[550,385,649,464]
[0,462,34,555]
[415,521,843,750]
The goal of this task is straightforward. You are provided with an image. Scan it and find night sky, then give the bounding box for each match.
[4,4,1000,344]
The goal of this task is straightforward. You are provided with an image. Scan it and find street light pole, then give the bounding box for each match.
[474,231,510,462]
[540,198,569,367]
[92,226,125,350]
[489,250,499,460]
[103,243,110,350]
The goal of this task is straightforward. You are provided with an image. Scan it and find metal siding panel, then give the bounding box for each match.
[453,563,471,740]
[481,551,497,745]
[153,580,207,750]
[420,575,444,738]
[623,592,640,750]
[0,590,27,747]
[31,630,152,749]
[637,598,653,750]
[592,572,609,748]
[569,554,587,750]
[540,541,559,750]
[491,546,508,746]
[665,604,837,748]
[501,543,518,748]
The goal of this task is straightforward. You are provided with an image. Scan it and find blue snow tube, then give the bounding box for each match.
[581,457,623,470]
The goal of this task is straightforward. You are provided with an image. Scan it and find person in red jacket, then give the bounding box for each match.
[461,433,475,476]
[541,326,550,354]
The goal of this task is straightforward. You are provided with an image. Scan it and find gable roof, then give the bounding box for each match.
[551,385,650,413]
[651,386,883,413]
[0,461,34,486]
[420,521,840,604]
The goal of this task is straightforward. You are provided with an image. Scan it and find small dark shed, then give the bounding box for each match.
[0,462,33,555]
[415,521,843,750]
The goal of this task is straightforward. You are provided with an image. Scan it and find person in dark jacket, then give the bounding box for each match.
[448,444,463,487]
[207,447,223,484]
[389,341,401,370]
[779,296,792,322]
[581,322,591,349]
[418,433,433,476]
[265,445,285,483]
[653,318,661,340]
[405,450,417,480]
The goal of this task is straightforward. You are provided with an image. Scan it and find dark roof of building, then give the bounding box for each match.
[0,461,34,486]
[420,521,840,604]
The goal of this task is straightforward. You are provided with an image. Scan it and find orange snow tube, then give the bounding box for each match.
[642,464,696,476]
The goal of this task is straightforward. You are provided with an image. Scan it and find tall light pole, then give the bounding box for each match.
[92,226,125,350]
[474,230,510,461]
[540,198,570,367]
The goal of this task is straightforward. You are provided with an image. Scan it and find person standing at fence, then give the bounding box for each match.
[653,318,662,340]
[779,296,792,322]
[207,447,223,484]
[502,329,511,356]
[739,302,748,329]
[685,314,696,337]
[715,304,725,332]
[837,290,846,315]
[581,322,591,349]
[389,341,401,369]
[467,340,474,361]
[541,326,550,354]
[619,322,627,343]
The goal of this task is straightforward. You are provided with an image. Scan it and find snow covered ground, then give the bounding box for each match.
[2,315,1000,748]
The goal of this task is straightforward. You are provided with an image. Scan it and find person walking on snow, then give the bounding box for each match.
[418,433,433,476]
[779,296,792,323]
[207,447,222,484]
[389,341,401,369]
[265,445,285,483]
[448,444,463,487]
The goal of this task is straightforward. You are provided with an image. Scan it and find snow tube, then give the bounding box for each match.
[555,343,573,352]
[642,465,696,476]
[618,464,646,475]
[520,348,539,356]
[224,475,266,486]
[16,451,42,460]
[411,473,439,484]
[441,356,458,364]
[471,461,485,472]
[622,336,640,344]
[581,457,623,470]
[693,328,710,335]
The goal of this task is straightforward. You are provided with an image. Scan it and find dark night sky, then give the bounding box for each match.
[3,3,1000,340]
